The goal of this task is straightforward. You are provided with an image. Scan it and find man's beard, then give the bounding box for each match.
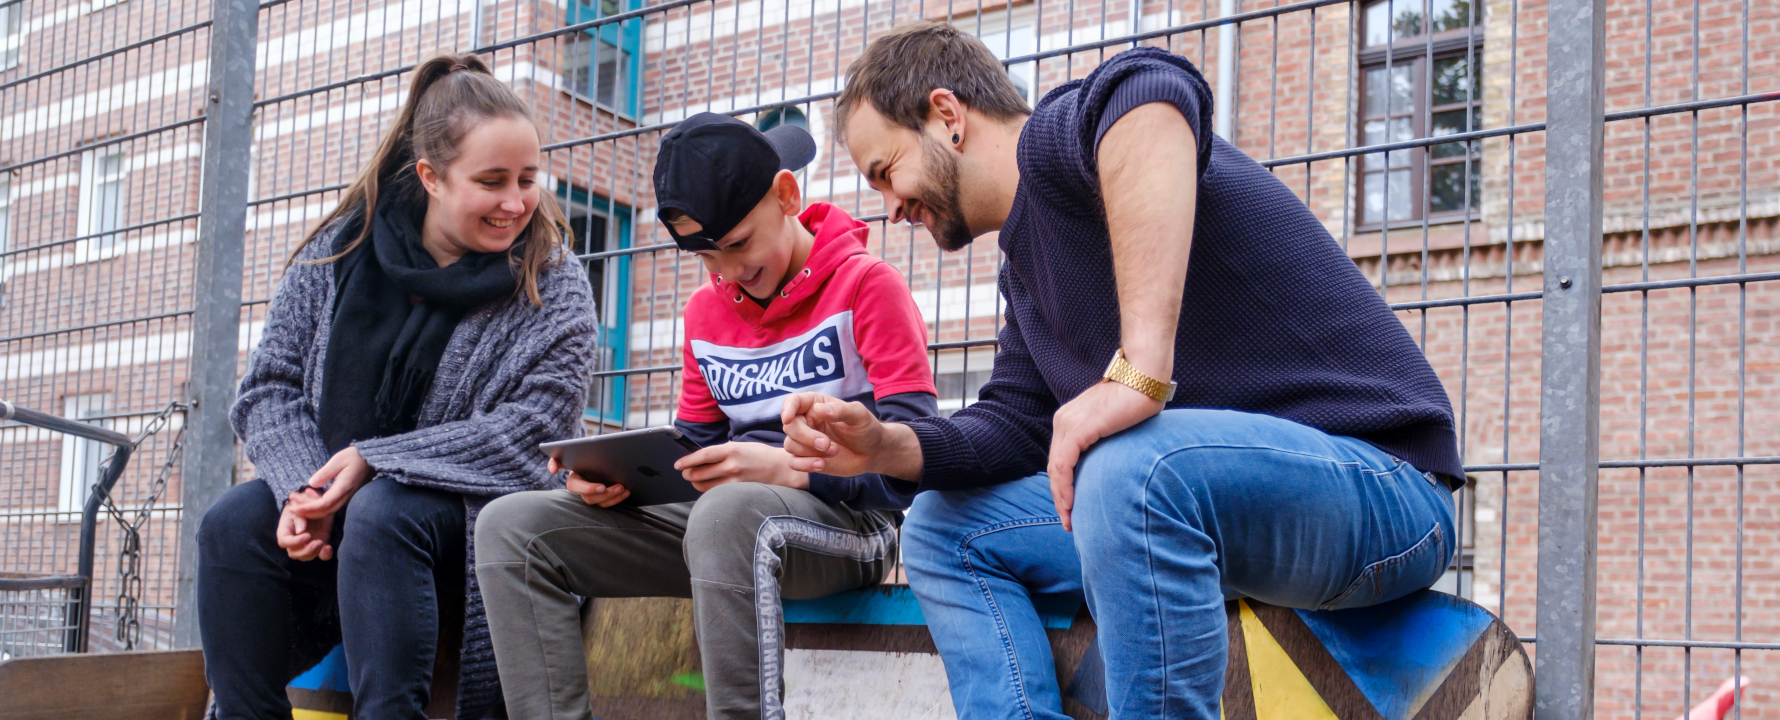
[915,135,975,252]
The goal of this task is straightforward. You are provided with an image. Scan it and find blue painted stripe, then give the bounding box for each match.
[1294,591,1494,720]
[783,586,1080,629]
[288,644,351,693]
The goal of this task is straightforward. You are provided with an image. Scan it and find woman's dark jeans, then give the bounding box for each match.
[198,477,465,720]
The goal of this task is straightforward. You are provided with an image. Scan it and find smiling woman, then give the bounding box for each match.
[197,52,598,720]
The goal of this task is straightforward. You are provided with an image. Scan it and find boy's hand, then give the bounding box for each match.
[550,457,632,507]
[674,442,809,492]
[780,392,924,481]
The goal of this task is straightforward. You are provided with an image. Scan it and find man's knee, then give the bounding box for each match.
[198,480,279,555]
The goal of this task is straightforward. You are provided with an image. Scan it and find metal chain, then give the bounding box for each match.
[91,402,188,651]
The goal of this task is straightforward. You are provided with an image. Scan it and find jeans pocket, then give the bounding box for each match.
[1321,522,1450,610]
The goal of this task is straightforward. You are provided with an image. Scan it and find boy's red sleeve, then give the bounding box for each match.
[852,262,937,399]
[677,310,726,423]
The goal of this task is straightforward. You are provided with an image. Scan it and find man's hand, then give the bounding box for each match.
[1048,380,1165,531]
[780,392,923,481]
[550,457,631,507]
[674,442,809,492]
[277,490,336,561]
[288,446,373,520]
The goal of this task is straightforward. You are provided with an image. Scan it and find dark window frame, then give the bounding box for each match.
[1355,7,1484,231]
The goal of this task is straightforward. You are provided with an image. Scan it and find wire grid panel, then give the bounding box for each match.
[0,0,209,653]
[0,578,79,659]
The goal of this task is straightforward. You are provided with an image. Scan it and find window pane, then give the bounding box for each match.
[98,180,123,234]
[596,41,627,108]
[600,0,621,15]
[563,37,594,97]
[1364,0,1422,45]
[1364,64,1415,118]
[1431,111,1480,157]
[1429,161,1482,214]
[1431,56,1479,106]
[1430,0,1479,33]
[100,153,124,177]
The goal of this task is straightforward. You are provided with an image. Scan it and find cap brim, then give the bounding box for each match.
[763,124,817,172]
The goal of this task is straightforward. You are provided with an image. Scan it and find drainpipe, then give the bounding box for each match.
[1214,0,1236,140]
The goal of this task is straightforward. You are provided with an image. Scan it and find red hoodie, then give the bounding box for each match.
[672,203,937,509]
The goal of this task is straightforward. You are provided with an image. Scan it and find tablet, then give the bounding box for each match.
[538,426,704,506]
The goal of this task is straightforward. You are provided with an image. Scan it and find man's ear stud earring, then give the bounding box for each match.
[952,133,961,144]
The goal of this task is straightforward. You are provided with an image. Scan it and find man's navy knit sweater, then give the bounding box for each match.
[902,47,1465,490]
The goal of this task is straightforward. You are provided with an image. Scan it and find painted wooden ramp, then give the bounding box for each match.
[286,588,1529,720]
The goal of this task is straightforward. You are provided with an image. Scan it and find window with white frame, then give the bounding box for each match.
[59,394,113,513]
[0,3,21,70]
[78,150,128,257]
[88,0,129,13]
[957,4,1039,106]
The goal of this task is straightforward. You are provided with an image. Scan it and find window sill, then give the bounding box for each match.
[562,88,638,124]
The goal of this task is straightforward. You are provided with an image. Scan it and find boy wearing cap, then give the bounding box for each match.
[477,112,938,720]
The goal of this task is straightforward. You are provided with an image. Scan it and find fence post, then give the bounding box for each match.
[172,0,260,649]
[1536,0,1607,713]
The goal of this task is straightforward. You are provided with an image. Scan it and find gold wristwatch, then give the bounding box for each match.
[1103,348,1177,402]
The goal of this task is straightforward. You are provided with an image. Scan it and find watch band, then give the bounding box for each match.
[1103,349,1177,402]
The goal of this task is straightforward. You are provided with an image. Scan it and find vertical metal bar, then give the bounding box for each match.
[1534,0,1605,710]
[171,0,261,649]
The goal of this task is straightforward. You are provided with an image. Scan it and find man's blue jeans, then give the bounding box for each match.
[902,409,1456,720]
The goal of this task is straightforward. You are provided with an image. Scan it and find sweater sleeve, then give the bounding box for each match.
[1043,47,1216,201]
[353,265,599,497]
[230,243,337,510]
[902,268,1057,491]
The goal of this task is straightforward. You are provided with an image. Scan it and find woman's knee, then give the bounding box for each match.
[198,480,280,555]
[339,478,459,562]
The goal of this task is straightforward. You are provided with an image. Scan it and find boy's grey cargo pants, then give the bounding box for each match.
[475,481,900,720]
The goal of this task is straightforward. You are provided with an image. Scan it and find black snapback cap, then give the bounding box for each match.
[653,112,817,251]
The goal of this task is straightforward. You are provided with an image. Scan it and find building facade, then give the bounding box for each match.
[1,0,1775,714]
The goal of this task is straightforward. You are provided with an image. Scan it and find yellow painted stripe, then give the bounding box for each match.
[1239,601,1339,720]
[291,710,349,720]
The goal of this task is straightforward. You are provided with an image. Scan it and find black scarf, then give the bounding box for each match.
[318,171,522,453]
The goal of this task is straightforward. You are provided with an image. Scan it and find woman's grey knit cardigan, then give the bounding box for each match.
[229,220,597,719]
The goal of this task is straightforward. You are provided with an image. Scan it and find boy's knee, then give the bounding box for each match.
[685,482,783,548]
[473,490,561,563]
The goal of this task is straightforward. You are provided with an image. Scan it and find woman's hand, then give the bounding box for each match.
[674,442,809,493]
[550,457,631,507]
[277,489,336,561]
[288,446,374,520]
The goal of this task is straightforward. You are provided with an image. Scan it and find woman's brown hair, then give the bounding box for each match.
[292,52,568,306]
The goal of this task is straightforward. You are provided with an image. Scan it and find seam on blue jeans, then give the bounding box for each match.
[955,517,1059,720]
[753,514,897,720]
[1321,521,1445,610]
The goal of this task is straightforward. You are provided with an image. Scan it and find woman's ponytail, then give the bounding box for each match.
[291,52,568,307]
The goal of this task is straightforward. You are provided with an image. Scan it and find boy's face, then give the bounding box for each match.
[676,171,804,300]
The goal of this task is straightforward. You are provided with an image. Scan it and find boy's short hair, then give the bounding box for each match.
[835,20,1032,142]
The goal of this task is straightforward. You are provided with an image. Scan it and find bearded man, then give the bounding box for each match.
[780,21,1465,720]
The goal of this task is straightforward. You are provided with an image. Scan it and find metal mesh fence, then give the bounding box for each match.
[1,0,1775,715]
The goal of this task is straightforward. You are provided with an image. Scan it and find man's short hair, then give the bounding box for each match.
[835,20,1032,142]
